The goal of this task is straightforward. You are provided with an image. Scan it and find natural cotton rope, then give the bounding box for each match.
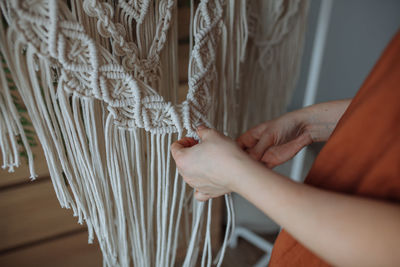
[0,0,309,266]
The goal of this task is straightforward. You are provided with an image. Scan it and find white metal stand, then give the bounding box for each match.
[228,226,274,267]
[290,0,333,182]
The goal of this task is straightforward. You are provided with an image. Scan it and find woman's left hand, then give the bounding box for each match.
[170,126,248,202]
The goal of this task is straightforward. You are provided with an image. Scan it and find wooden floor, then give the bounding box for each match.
[0,141,102,267]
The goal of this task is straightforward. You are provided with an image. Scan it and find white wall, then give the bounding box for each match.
[290,0,400,110]
[234,0,400,233]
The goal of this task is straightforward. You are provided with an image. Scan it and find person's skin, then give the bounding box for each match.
[170,99,400,267]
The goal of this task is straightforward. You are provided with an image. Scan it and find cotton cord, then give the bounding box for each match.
[0,0,309,266]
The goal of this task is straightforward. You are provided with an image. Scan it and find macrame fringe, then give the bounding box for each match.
[0,0,309,266]
[1,36,227,267]
[0,19,36,178]
[237,0,310,133]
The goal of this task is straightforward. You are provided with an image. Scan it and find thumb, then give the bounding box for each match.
[196,125,211,140]
[170,141,185,158]
[170,137,198,158]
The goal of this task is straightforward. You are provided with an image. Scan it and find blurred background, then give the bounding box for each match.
[230,0,400,265]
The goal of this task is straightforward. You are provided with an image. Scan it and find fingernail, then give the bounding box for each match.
[197,125,206,130]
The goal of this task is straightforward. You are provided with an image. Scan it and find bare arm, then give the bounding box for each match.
[171,125,400,266]
[231,158,400,267]
[171,99,400,266]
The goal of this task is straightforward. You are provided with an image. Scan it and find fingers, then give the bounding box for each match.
[261,133,312,168]
[170,141,185,160]
[196,125,213,140]
[170,137,197,158]
[237,123,268,150]
[194,190,211,202]
[247,132,275,160]
[177,137,198,147]
[237,131,257,150]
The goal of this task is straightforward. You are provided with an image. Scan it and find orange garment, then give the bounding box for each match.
[269,30,400,266]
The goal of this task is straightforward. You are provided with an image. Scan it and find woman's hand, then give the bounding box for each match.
[237,112,313,168]
[170,126,249,202]
[237,99,351,168]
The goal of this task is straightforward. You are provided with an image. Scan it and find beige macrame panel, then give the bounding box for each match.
[0,0,309,266]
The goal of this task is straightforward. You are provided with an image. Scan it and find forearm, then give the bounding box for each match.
[231,159,400,266]
[293,99,351,142]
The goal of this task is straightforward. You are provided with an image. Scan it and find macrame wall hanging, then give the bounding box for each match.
[0,0,309,266]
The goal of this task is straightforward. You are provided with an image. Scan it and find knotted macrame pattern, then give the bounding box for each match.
[0,0,309,266]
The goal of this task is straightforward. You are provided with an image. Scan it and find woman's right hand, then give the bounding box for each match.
[237,99,351,168]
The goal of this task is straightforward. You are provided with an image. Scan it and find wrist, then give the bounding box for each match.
[295,100,351,142]
[292,105,327,142]
[284,108,316,140]
[227,153,261,194]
